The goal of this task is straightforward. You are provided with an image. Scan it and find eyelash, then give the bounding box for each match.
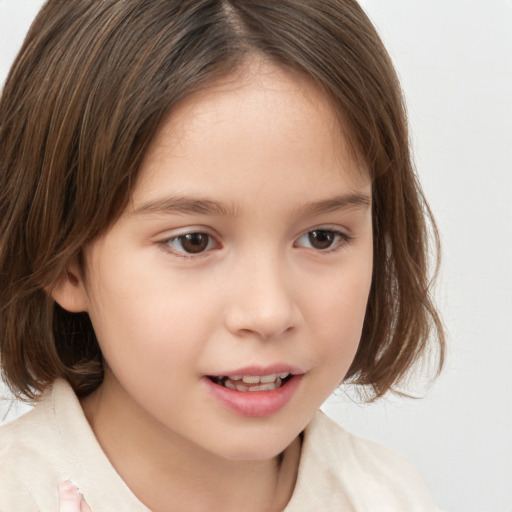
[294,229,352,252]
[159,228,352,259]
[159,232,219,259]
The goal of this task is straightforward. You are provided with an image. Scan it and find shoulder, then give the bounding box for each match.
[1,379,151,511]
[286,411,442,512]
[308,411,426,479]
[0,381,72,510]
[0,382,63,461]
[0,434,41,511]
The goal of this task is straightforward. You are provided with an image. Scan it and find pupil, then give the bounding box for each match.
[309,230,334,249]
[181,233,208,253]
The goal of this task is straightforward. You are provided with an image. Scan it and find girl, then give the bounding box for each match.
[0,1,445,511]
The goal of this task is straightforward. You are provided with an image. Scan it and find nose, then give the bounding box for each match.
[224,254,298,340]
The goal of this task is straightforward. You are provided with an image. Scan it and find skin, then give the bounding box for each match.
[57,481,91,512]
[53,60,373,512]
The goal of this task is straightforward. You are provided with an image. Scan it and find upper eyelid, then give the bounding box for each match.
[295,228,351,242]
[157,224,351,241]
[164,231,219,247]
[157,225,218,240]
[159,224,347,236]
[296,224,351,238]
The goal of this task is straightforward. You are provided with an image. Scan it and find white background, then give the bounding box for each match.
[1,1,511,511]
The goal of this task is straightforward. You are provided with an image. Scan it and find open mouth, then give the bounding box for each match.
[208,372,294,392]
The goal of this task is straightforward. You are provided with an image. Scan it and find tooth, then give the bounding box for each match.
[242,376,260,384]
[279,372,290,379]
[228,375,242,380]
[224,380,236,390]
[235,383,250,392]
[260,374,277,383]
[258,382,278,391]
[244,381,281,392]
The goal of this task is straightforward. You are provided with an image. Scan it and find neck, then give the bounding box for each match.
[80,372,300,512]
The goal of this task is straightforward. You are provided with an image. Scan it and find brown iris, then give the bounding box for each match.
[308,230,336,250]
[179,233,210,253]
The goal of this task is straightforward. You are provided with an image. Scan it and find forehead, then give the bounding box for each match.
[131,61,370,211]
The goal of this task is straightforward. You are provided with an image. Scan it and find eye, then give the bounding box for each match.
[295,229,349,251]
[164,232,217,256]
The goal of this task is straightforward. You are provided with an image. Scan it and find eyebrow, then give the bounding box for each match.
[132,196,241,217]
[299,192,371,216]
[132,192,371,217]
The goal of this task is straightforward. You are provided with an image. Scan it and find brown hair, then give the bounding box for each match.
[0,0,444,401]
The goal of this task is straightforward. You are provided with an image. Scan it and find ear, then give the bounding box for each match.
[50,258,89,313]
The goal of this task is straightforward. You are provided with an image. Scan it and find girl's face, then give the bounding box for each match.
[72,61,373,461]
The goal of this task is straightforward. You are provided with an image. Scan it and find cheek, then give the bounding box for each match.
[85,253,221,377]
[309,254,372,328]
[304,254,372,369]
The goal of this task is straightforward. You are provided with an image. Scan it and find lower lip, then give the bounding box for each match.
[203,375,303,417]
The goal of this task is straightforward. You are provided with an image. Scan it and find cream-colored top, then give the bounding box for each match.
[0,379,441,511]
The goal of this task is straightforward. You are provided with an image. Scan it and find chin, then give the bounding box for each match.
[214,433,294,462]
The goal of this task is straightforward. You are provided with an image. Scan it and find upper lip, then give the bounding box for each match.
[207,364,305,377]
